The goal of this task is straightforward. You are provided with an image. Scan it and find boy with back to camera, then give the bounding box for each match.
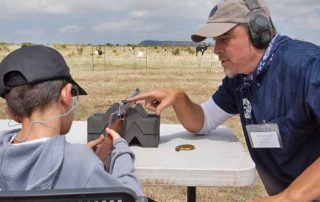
[0,45,143,197]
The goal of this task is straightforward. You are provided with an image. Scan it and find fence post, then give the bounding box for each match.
[133,48,136,70]
[145,46,148,71]
[210,51,213,72]
[104,45,106,71]
[91,46,94,71]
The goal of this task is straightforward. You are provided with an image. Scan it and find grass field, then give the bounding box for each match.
[0,44,268,201]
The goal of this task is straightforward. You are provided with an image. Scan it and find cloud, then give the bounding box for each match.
[268,0,320,44]
[60,25,83,33]
[0,0,69,16]
[0,0,213,17]
[91,18,161,35]
[0,0,318,45]
[11,28,47,43]
[129,10,152,18]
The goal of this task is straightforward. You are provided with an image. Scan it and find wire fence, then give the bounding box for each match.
[0,44,221,72]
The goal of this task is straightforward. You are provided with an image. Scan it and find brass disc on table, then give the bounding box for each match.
[175,144,195,151]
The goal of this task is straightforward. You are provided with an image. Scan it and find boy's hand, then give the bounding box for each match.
[86,134,104,150]
[105,128,120,141]
[86,128,120,150]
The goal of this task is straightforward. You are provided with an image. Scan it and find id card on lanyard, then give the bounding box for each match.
[246,123,283,148]
[242,97,283,149]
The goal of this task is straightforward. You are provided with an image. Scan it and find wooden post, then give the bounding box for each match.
[145,46,148,71]
[133,48,136,70]
[91,46,94,71]
[104,45,106,71]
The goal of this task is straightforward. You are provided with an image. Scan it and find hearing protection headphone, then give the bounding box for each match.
[244,0,273,49]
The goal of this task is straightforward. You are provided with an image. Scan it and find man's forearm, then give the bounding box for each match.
[251,158,320,202]
[284,157,320,201]
[172,92,204,133]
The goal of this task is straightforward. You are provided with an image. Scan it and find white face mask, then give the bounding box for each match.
[13,93,79,143]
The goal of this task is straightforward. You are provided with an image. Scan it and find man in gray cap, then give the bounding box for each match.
[129,0,320,201]
[0,45,143,197]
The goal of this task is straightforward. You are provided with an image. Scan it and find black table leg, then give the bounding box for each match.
[187,186,196,202]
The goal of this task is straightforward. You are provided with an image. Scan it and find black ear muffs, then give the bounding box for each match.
[248,14,272,49]
[245,0,272,49]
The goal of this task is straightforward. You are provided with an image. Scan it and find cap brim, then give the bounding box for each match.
[70,78,87,96]
[191,22,237,42]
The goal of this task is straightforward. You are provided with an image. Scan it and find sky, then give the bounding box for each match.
[0,0,319,45]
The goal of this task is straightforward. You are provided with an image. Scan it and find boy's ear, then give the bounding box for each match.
[6,108,22,123]
[60,83,72,105]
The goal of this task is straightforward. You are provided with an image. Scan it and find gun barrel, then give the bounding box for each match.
[118,88,140,115]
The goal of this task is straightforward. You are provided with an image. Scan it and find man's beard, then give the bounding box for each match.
[224,68,237,78]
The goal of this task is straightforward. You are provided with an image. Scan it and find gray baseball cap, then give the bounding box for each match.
[0,45,87,98]
[191,0,271,42]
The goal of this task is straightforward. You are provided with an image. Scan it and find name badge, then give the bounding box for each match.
[246,123,282,148]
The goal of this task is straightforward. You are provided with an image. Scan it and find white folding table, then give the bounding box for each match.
[0,120,256,202]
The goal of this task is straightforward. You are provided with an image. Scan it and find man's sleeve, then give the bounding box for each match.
[306,58,320,125]
[198,98,233,134]
[213,77,239,114]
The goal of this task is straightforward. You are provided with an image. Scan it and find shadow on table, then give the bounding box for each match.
[160,126,238,144]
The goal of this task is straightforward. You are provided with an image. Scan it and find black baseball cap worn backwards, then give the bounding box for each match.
[0,45,87,98]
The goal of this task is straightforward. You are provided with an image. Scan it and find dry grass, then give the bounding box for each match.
[0,44,268,201]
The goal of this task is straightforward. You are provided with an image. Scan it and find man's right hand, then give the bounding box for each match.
[127,87,184,115]
[128,87,204,133]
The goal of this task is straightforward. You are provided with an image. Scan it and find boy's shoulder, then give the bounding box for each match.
[60,141,107,180]
[0,129,19,143]
[63,141,99,165]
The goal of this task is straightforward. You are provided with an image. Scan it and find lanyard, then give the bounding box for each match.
[237,34,290,124]
[238,34,289,92]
